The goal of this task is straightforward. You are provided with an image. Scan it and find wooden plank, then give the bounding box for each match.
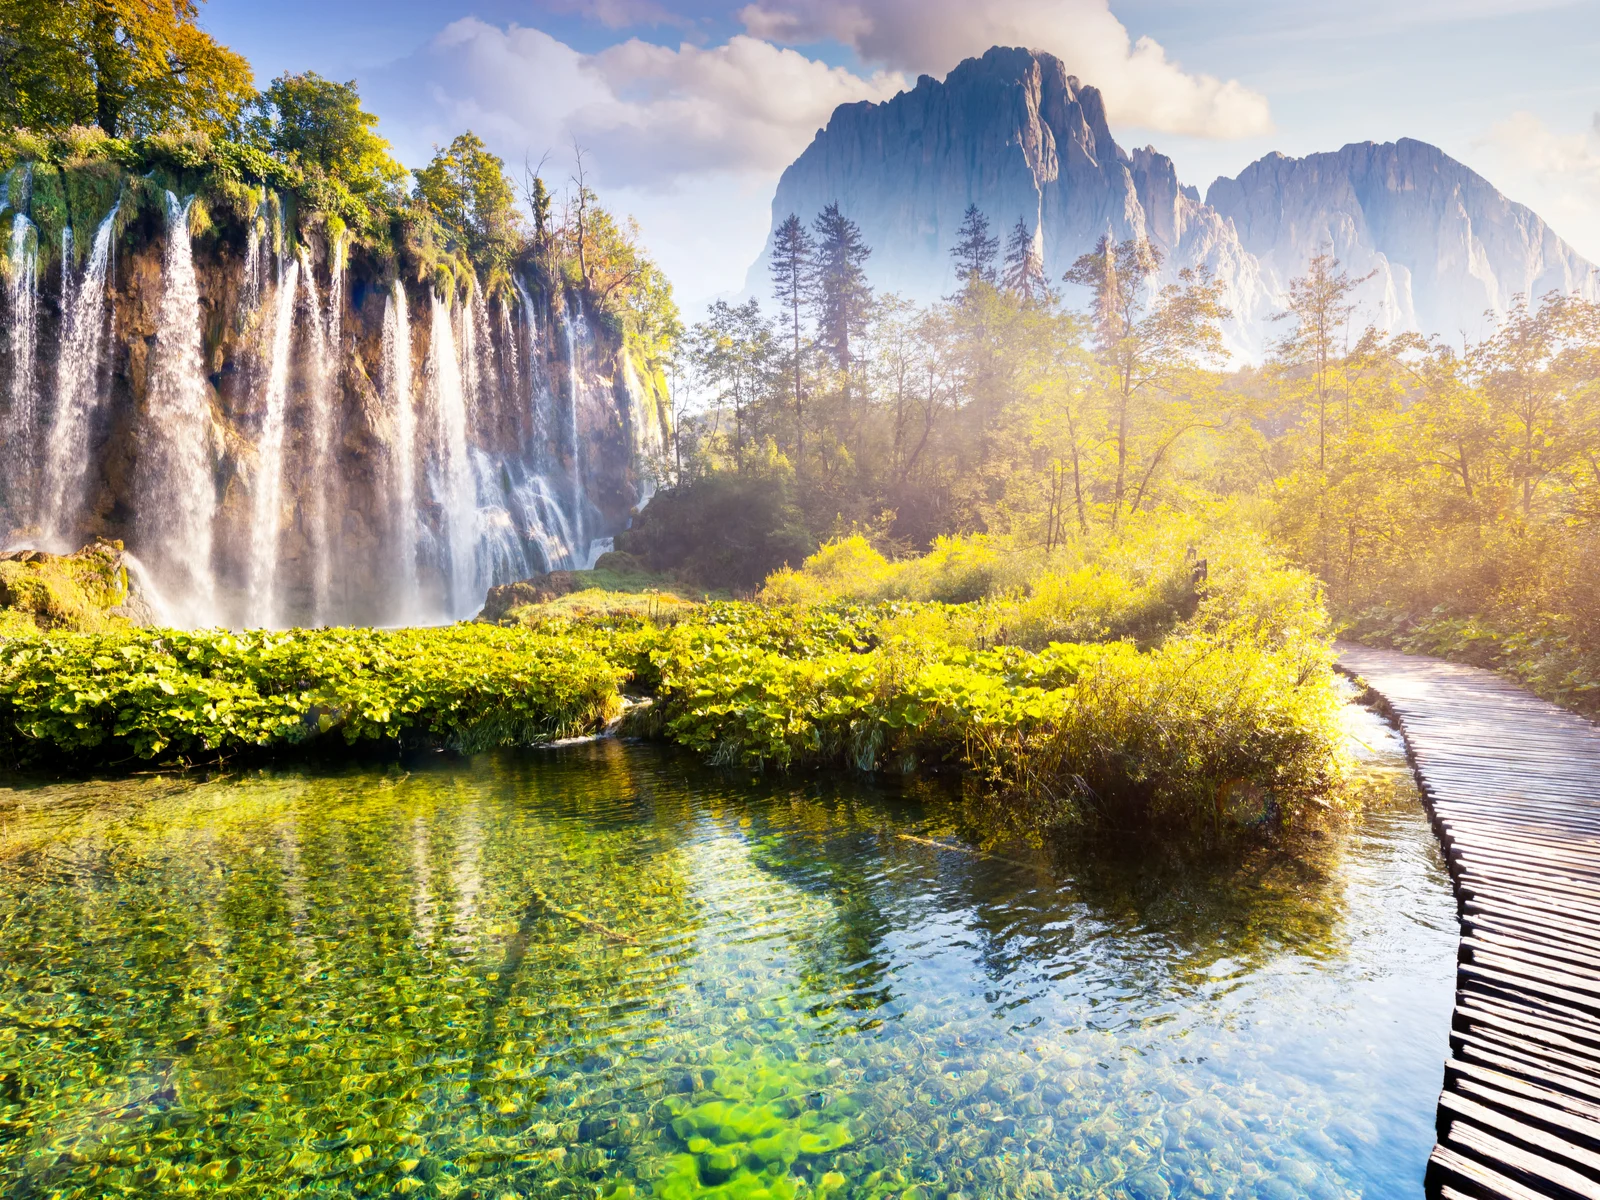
[1443,1114,1600,1198]
[1431,1157,1556,1200]
[1339,643,1600,1200]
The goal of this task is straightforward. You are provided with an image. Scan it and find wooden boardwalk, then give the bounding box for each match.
[1339,644,1600,1200]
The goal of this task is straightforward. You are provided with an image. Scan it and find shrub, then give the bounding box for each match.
[0,626,625,767]
[617,467,814,591]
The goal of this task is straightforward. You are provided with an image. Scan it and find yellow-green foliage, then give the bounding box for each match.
[967,624,1346,834]
[4,523,1347,837]
[0,544,133,634]
[484,559,712,625]
[762,514,1273,650]
[736,519,1346,832]
[0,625,625,767]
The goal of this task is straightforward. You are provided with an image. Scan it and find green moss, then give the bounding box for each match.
[0,542,132,634]
[655,1049,856,1199]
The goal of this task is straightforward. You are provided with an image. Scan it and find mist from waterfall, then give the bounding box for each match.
[382,280,419,622]
[139,193,218,626]
[246,256,300,628]
[3,213,38,531]
[40,206,118,547]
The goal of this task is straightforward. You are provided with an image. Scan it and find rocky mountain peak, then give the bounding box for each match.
[751,47,1598,359]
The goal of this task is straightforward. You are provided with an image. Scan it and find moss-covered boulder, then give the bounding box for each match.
[0,540,151,634]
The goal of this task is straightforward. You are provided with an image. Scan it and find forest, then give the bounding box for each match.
[627,203,1600,715]
[0,0,680,362]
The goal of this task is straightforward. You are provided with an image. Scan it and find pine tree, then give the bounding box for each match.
[1002,218,1049,303]
[949,204,998,297]
[769,213,816,469]
[812,203,873,373]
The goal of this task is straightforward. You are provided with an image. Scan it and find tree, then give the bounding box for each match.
[568,139,596,287]
[949,204,998,299]
[770,213,816,470]
[521,152,555,253]
[812,203,873,374]
[1063,236,1230,525]
[252,72,404,199]
[413,131,523,272]
[1471,291,1597,515]
[0,0,254,137]
[689,299,775,470]
[1002,218,1048,304]
[1020,312,1099,542]
[1271,250,1372,471]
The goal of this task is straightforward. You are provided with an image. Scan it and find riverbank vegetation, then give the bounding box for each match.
[0,520,1348,839]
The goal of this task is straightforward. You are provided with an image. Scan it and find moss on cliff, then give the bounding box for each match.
[0,541,142,635]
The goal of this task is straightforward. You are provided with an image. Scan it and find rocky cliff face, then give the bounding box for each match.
[754,47,1597,358]
[1205,139,1599,347]
[0,174,669,628]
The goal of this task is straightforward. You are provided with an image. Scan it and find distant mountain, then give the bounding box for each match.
[751,46,1598,359]
[1205,140,1598,350]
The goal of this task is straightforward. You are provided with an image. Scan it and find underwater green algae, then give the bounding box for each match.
[0,728,1453,1199]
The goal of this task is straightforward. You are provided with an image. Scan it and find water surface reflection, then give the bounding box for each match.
[0,717,1453,1198]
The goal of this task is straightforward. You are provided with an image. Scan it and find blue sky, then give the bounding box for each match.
[205,0,1600,309]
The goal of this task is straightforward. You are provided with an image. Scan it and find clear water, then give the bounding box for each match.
[0,713,1454,1199]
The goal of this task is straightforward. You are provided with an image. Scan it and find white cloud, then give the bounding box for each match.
[737,0,1272,139]
[362,19,906,308]
[1473,110,1600,263]
[371,19,902,187]
[582,36,904,177]
[531,0,688,30]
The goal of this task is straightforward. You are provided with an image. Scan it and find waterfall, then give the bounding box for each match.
[426,292,477,619]
[509,471,583,571]
[245,257,300,628]
[139,193,218,626]
[500,298,522,442]
[558,295,588,555]
[40,206,118,547]
[382,280,420,621]
[243,197,268,311]
[301,242,340,624]
[3,213,38,531]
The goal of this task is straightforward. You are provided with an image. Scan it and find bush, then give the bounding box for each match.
[0,626,625,767]
[0,543,135,633]
[2,517,1351,839]
[617,467,815,591]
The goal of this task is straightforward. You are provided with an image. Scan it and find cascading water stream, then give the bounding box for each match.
[40,206,118,547]
[382,280,420,621]
[12,189,649,627]
[558,295,588,557]
[3,213,39,532]
[245,257,300,627]
[426,293,478,620]
[243,197,268,311]
[139,193,219,626]
[300,244,338,624]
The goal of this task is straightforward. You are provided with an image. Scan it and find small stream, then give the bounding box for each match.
[0,704,1455,1198]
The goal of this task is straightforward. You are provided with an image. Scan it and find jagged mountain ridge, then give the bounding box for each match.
[750,46,1597,358]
